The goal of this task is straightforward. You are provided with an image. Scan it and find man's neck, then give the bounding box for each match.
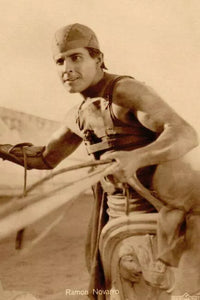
[81,71,105,99]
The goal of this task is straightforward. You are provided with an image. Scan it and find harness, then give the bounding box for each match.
[77,74,157,158]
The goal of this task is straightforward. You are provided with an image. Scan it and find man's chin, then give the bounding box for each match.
[64,86,78,94]
[68,89,77,94]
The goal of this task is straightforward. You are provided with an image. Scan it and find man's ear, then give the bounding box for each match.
[96,52,103,67]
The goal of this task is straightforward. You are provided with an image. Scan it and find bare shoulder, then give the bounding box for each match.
[112,76,191,132]
[113,77,165,109]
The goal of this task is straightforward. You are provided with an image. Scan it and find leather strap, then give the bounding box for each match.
[85,134,152,154]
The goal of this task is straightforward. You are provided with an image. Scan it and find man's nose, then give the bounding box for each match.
[63,59,73,74]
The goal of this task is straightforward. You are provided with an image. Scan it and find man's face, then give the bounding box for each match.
[54,47,101,93]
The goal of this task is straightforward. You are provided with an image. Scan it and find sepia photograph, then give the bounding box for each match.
[0,0,200,299]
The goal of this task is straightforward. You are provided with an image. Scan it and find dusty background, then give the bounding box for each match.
[0,192,92,300]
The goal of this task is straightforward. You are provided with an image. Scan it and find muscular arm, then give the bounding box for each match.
[0,106,82,169]
[42,126,82,168]
[104,78,199,178]
[43,104,83,168]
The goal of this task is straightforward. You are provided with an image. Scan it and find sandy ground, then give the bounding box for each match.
[0,192,93,300]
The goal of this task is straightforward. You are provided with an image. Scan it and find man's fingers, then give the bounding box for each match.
[103,161,120,176]
[101,151,132,182]
[101,152,119,163]
[103,163,131,183]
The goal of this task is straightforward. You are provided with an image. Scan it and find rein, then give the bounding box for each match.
[0,158,163,250]
[15,147,28,249]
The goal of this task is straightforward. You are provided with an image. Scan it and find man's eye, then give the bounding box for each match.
[56,58,64,65]
[71,55,82,62]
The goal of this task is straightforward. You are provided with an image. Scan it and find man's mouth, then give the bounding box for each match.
[64,77,79,83]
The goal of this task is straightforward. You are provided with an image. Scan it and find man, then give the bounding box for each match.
[0,23,198,297]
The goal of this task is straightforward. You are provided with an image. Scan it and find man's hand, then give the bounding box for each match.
[101,150,142,183]
[0,143,51,169]
[0,143,31,167]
